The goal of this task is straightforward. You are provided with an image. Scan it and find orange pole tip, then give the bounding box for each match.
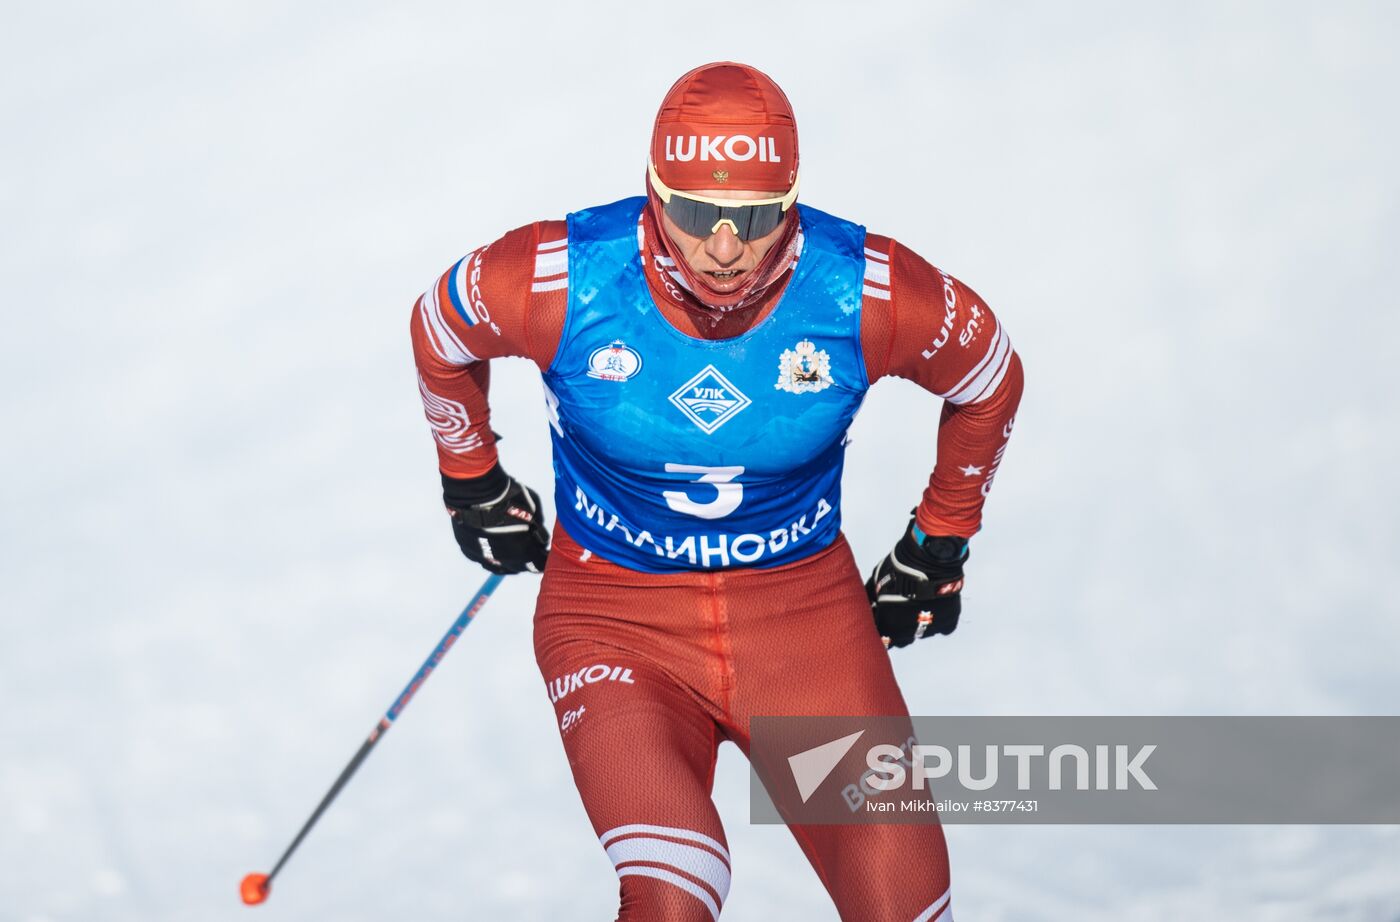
[240,872,270,906]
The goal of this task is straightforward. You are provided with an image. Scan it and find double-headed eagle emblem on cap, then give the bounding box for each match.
[711,169,730,184]
[776,339,833,394]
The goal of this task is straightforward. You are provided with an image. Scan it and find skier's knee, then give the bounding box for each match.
[605,824,731,920]
[616,875,725,921]
[613,861,730,920]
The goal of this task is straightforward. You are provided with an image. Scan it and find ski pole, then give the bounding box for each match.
[240,572,506,906]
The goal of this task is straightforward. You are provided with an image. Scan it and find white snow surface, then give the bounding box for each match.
[3,2,1399,920]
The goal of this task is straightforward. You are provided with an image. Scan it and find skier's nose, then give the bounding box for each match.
[705,223,744,267]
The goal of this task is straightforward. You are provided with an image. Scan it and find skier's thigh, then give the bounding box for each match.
[543,655,733,921]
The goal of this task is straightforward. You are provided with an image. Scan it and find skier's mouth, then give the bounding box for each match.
[705,268,746,287]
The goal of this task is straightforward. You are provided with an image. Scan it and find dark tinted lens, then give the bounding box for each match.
[728,202,785,240]
[662,197,787,241]
[662,196,723,238]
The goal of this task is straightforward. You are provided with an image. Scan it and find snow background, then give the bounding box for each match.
[3,1,1398,919]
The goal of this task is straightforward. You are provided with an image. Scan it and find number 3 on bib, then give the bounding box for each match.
[662,464,745,520]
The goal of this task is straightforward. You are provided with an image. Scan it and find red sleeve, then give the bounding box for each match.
[860,235,1025,538]
[409,220,568,479]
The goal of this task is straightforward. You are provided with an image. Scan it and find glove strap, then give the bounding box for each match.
[909,521,968,559]
[442,464,512,509]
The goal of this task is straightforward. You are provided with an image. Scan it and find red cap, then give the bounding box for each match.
[650,62,798,193]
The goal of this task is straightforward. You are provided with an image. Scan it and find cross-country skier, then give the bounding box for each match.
[411,62,1023,921]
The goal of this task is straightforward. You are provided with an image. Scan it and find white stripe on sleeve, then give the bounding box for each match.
[945,325,1014,406]
[964,346,1013,405]
[938,321,1003,401]
[534,248,568,279]
[864,258,890,287]
[419,287,477,365]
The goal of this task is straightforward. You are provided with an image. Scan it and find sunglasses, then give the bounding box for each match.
[648,161,799,241]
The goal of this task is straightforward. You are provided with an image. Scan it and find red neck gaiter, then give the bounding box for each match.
[647,62,801,315]
[642,191,800,316]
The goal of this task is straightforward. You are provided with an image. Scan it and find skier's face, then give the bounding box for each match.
[659,188,789,294]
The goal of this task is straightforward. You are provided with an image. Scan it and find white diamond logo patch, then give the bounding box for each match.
[669,365,752,434]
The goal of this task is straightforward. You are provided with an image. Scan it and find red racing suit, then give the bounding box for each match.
[411,206,1023,921]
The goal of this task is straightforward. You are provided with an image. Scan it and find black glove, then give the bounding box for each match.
[442,465,550,575]
[865,517,968,648]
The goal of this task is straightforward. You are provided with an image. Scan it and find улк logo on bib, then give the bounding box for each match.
[669,365,751,434]
[587,340,642,382]
[776,340,833,394]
